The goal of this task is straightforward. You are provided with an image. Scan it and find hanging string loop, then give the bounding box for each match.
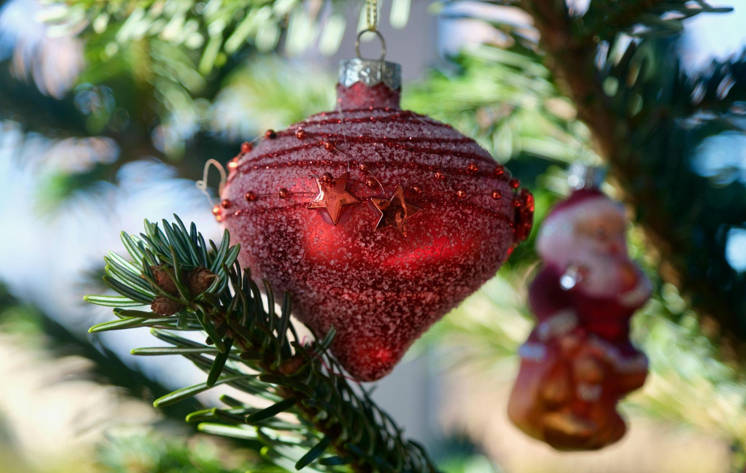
[196,159,227,207]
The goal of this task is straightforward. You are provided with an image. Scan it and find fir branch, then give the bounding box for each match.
[674,53,746,116]
[62,0,296,69]
[578,0,732,43]
[521,0,619,158]
[405,43,595,165]
[86,216,439,473]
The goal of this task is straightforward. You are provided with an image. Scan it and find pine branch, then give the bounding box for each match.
[579,0,732,43]
[521,0,733,128]
[522,0,618,158]
[674,53,746,116]
[61,0,345,75]
[85,216,439,473]
[405,43,595,165]
[0,66,89,135]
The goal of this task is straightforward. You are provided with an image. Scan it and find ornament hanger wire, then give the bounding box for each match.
[196,159,227,207]
[356,0,386,61]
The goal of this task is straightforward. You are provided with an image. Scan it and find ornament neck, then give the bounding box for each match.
[567,163,607,190]
[336,82,401,110]
[337,58,402,110]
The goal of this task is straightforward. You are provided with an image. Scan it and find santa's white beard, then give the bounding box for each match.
[569,253,639,298]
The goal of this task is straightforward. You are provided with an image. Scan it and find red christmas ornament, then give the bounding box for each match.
[508,166,651,450]
[220,50,533,381]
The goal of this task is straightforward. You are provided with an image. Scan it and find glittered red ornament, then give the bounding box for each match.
[220,56,532,381]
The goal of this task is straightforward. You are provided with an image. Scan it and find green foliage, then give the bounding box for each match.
[436,456,502,473]
[674,54,746,114]
[404,44,598,166]
[95,428,262,473]
[86,217,438,472]
[62,0,300,70]
[208,57,335,141]
[579,0,732,42]
[46,0,345,155]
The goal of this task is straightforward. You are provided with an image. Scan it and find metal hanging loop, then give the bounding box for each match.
[355,29,387,62]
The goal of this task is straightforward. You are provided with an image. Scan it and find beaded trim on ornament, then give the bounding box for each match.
[216,137,533,243]
[536,310,579,342]
[215,99,535,246]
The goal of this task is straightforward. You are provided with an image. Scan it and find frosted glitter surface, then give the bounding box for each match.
[220,82,524,381]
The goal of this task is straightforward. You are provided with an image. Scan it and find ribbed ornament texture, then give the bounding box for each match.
[219,80,532,381]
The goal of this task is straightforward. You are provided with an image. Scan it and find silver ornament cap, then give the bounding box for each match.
[339,58,401,90]
[567,163,607,190]
[338,30,401,90]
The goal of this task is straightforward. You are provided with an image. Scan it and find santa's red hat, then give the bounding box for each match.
[545,188,611,221]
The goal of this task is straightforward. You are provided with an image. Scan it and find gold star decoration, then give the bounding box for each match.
[370,185,422,237]
[307,172,361,224]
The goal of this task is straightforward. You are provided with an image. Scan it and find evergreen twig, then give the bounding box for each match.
[578,0,731,43]
[86,216,439,473]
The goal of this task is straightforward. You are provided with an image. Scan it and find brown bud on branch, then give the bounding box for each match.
[187,267,216,295]
[151,295,183,316]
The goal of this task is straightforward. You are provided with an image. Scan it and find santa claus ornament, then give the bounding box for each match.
[508,165,651,450]
[217,28,533,381]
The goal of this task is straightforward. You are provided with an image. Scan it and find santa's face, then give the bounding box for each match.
[572,206,627,257]
[537,196,641,297]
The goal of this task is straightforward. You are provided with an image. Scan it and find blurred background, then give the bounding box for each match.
[1,0,746,472]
